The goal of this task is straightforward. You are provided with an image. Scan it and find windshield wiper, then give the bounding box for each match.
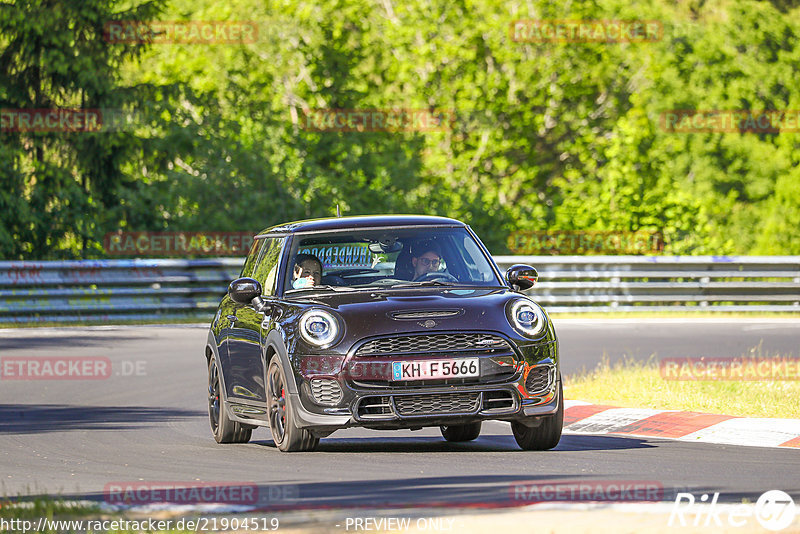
[387,280,460,288]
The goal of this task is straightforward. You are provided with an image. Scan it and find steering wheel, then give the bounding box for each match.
[414,271,458,283]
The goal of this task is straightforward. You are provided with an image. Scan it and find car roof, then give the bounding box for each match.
[256,215,466,236]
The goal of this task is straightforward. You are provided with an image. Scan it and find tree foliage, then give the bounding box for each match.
[1,0,799,258]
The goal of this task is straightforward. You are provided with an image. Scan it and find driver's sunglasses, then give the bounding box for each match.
[418,258,441,268]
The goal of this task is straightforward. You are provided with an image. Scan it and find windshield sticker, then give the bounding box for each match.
[298,245,372,269]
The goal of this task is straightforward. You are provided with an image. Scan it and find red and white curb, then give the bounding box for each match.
[563,400,800,449]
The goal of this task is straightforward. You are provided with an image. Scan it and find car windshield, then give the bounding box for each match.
[283,226,502,293]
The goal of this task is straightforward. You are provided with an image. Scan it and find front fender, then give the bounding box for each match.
[263,329,299,395]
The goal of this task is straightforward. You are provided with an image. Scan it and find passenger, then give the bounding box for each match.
[291,253,322,289]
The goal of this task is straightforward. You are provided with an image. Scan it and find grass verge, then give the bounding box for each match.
[564,353,800,419]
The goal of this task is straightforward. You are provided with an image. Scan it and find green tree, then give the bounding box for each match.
[0,0,164,258]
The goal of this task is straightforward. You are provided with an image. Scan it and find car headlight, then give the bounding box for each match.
[299,309,340,347]
[508,299,547,338]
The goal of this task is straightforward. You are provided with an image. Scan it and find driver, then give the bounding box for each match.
[291,253,322,289]
[411,242,444,281]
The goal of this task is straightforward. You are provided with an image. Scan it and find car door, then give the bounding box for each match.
[224,236,285,405]
[216,237,263,373]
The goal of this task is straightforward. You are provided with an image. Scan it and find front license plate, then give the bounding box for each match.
[392,359,479,381]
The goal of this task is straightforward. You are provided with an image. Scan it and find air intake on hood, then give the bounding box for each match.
[388,309,464,320]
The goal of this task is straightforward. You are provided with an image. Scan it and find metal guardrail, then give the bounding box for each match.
[1,256,798,323]
[495,256,800,312]
[0,259,242,324]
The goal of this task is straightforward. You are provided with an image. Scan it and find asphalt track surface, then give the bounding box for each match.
[1,320,799,510]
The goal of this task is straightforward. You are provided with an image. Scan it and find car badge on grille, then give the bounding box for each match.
[418,320,437,328]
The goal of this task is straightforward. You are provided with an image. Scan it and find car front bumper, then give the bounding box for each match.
[288,334,559,432]
[290,376,561,431]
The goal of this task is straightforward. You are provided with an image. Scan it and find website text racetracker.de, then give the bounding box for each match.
[0,517,279,533]
[0,357,146,380]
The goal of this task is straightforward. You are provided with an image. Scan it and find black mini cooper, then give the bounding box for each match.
[206,215,562,451]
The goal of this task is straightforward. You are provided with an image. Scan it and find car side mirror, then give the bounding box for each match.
[228,277,262,304]
[506,264,538,291]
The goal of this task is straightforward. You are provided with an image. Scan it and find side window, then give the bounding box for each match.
[251,237,285,296]
[240,238,264,278]
[460,235,494,282]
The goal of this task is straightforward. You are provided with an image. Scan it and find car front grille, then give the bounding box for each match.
[525,365,554,395]
[355,390,518,419]
[394,392,480,416]
[356,332,512,356]
[310,379,343,406]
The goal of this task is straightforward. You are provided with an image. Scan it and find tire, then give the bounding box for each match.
[440,422,482,442]
[511,378,563,451]
[208,356,252,444]
[266,356,319,452]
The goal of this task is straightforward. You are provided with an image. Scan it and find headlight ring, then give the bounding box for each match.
[299,309,340,347]
[508,299,547,338]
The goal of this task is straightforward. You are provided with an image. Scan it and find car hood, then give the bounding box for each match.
[286,287,543,346]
